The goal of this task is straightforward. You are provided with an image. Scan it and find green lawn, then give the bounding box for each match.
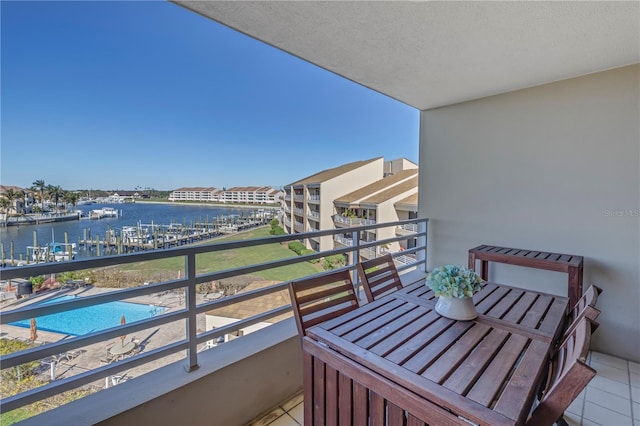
[118,227,323,282]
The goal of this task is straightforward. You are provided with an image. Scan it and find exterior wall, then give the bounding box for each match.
[420,65,640,361]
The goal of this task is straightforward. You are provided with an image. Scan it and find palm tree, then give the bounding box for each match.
[31,179,46,207]
[46,185,63,212]
[0,197,10,217]
[63,191,80,210]
[2,188,18,216]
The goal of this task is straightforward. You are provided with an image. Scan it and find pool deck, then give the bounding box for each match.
[1,285,209,390]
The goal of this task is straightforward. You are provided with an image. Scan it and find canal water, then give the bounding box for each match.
[0,203,266,261]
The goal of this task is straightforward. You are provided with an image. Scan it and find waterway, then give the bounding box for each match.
[0,203,270,261]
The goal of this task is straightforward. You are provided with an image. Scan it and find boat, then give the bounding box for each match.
[27,242,78,262]
[89,207,119,219]
[121,226,151,244]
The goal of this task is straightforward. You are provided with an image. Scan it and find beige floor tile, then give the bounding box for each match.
[632,386,640,402]
[566,396,584,416]
[585,387,632,417]
[629,361,640,374]
[561,411,581,426]
[280,392,303,412]
[633,401,639,421]
[583,401,633,426]
[590,360,630,384]
[590,352,629,371]
[287,402,304,425]
[580,418,602,426]
[250,407,286,426]
[266,413,299,426]
[630,372,640,388]
[589,375,632,399]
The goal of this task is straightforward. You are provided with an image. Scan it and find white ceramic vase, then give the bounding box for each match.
[435,295,478,320]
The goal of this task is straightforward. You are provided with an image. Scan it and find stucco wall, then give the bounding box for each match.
[420,65,640,361]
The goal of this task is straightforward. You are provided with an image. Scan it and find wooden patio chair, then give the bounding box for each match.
[357,254,403,302]
[528,317,597,425]
[562,284,603,341]
[288,269,360,339]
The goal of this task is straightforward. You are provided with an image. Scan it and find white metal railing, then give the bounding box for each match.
[0,218,427,413]
[307,210,319,218]
[293,208,304,215]
[397,223,418,233]
[293,195,304,201]
[334,235,354,246]
[333,215,376,226]
[307,195,320,202]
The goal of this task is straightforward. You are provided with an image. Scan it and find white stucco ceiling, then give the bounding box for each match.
[175,1,640,110]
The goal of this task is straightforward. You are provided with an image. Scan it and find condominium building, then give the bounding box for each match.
[169,186,282,204]
[282,157,418,253]
[334,169,418,259]
[168,187,221,202]
[218,187,284,204]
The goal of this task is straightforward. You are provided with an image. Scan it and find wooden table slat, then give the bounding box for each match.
[355,304,428,349]
[402,321,474,373]
[465,334,529,406]
[444,328,511,395]
[493,340,550,423]
[423,322,491,383]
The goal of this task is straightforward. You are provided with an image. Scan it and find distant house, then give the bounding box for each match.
[0,185,35,214]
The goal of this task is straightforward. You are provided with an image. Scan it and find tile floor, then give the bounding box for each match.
[251,351,638,426]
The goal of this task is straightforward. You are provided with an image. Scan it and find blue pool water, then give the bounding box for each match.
[10,295,167,336]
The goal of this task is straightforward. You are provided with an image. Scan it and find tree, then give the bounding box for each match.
[0,196,10,216]
[46,185,63,211]
[31,179,46,206]
[2,188,18,216]
[62,191,79,210]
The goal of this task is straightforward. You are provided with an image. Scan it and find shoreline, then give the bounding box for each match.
[136,200,280,210]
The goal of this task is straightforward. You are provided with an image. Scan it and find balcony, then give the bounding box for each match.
[396,222,418,234]
[0,219,427,424]
[307,210,319,220]
[333,214,376,227]
[306,195,320,204]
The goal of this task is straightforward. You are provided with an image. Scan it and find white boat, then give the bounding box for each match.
[89,207,119,219]
[121,226,151,244]
[27,242,78,262]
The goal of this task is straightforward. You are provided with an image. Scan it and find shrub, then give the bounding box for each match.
[323,254,346,270]
[288,241,306,255]
[270,225,285,235]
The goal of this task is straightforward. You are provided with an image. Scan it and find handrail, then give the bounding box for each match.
[0,218,427,412]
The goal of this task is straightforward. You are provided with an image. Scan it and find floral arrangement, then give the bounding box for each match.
[426,264,483,298]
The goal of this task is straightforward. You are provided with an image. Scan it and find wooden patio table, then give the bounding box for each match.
[304,281,569,425]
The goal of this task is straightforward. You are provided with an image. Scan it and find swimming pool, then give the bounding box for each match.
[10,295,168,336]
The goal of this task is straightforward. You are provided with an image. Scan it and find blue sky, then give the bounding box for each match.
[1,1,418,191]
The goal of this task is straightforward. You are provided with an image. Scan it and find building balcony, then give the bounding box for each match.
[333,214,376,227]
[396,222,418,234]
[0,219,427,425]
[306,195,320,204]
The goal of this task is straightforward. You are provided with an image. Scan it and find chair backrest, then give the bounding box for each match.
[563,284,602,340]
[288,269,360,338]
[357,254,403,303]
[527,317,597,425]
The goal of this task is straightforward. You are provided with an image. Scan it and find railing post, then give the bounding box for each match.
[185,253,199,372]
[351,229,360,287]
[418,219,428,272]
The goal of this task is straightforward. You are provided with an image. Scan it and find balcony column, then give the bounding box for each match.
[185,253,199,371]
